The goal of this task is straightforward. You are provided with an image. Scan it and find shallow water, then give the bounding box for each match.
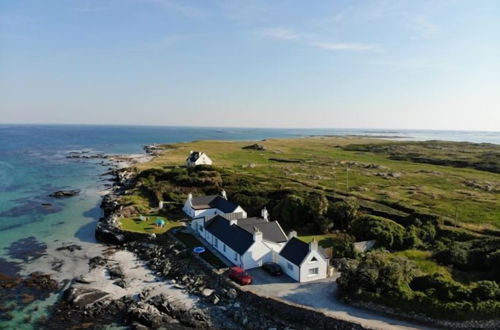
[0,124,499,328]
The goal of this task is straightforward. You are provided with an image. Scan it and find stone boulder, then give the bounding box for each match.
[49,190,81,198]
[63,286,110,309]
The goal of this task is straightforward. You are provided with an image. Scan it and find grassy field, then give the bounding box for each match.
[136,136,500,229]
[394,249,451,277]
[119,215,184,234]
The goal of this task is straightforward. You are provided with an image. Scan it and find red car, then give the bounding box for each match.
[228,267,252,285]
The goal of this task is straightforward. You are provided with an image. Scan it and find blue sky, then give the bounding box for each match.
[1,0,499,130]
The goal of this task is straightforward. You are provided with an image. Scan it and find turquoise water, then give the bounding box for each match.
[0,124,499,328]
[1,124,499,255]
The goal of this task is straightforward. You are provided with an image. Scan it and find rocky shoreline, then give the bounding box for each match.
[41,146,367,330]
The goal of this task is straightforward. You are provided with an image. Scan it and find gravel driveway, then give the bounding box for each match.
[244,268,434,330]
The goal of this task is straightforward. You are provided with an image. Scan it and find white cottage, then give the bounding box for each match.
[182,192,247,219]
[186,151,212,167]
[191,210,288,269]
[277,232,329,282]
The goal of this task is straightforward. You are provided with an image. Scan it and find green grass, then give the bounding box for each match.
[394,249,451,277]
[134,137,500,229]
[299,234,339,247]
[173,232,227,269]
[119,215,184,234]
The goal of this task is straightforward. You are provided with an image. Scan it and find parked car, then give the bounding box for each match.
[262,262,282,276]
[228,267,252,285]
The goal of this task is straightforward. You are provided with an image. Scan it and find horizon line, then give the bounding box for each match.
[0,122,499,133]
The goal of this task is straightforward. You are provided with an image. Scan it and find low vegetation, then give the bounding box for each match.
[119,136,499,321]
[337,250,500,321]
[119,215,184,234]
[343,140,500,174]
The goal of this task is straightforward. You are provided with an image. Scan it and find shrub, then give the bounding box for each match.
[351,215,406,250]
[328,198,359,230]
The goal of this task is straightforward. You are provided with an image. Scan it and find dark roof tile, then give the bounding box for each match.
[191,195,238,213]
[279,237,310,266]
[204,215,254,255]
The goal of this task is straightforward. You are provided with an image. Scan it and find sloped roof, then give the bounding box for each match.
[204,215,254,254]
[190,195,238,213]
[238,218,288,243]
[187,151,201,162]
[279,237,329,266]
[279,237,310,266]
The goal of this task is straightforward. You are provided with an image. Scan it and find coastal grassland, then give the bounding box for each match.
[137,136,500,229]
[343,140,500,174]
[394,249,451,277]
[121,136,500,322]
[119,215,184,234]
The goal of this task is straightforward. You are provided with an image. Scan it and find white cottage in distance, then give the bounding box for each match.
[186,151,212,167]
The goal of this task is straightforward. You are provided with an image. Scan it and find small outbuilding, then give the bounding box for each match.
[277,232,329,282]
[186,151,212,167]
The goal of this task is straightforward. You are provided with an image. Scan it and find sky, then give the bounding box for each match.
[1,0,499,130]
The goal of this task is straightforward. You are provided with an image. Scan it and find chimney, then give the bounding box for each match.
[253,226,263,242]
[261,207,269,221]
[187,193,193,205]
[288,231,297,240]
[309,239,318,252]
[221,190,227,200]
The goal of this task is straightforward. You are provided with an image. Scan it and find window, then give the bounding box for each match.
[309,256,318,263]
[223,244,226,252]
[234,252,238,260]
[287,263,293,271]
[214,238,218,248]
[308,268,319,275]
[198,224,203,232]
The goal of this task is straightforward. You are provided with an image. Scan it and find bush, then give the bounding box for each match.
[471,281,500,301]
[328,233,357,259]
[337,250,417,295]
[351,215,406,250]
[328,198,359,230]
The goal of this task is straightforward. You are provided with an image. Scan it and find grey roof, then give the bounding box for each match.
[204,215,254,254]
[279,237,330,266]
[190,195,238,213]
[204,215,288,255]
[238,218,288,243]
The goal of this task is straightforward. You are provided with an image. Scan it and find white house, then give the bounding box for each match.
[277,232,329,283]
[190,209,288,270]
[182,191,247,219]
[186,151,212,167]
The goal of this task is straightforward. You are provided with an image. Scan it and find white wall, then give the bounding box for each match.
[187,153,213,167]
[233,206,247,219]
[298,250,328,283]
[277,255,300,281]
[241,240,273,269]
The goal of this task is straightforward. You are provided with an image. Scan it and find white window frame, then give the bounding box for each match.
[308,267,319,276]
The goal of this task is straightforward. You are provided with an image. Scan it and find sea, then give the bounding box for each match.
[0,124,499,329]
